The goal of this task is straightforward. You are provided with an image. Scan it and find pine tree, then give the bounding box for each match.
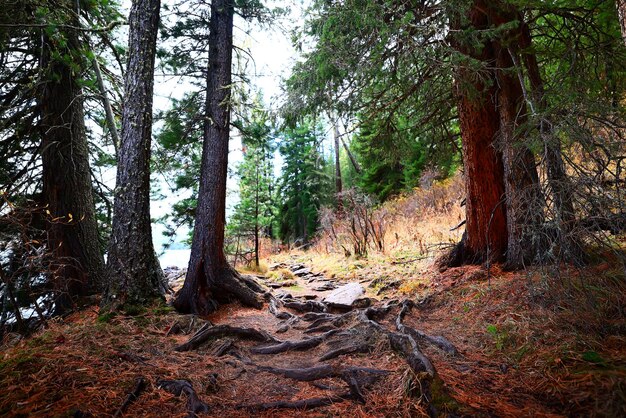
[228,109,276,267]
[105,0,167,307]
[277,121,331,245]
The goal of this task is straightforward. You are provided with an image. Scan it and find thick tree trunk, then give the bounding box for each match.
[174,0,263,315]
[40,24,105,312]
[449,2,508,265]
[449,1,544,269]
[105,0,166,307]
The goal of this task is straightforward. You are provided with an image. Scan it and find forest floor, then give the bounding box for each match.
[1,253,625,417]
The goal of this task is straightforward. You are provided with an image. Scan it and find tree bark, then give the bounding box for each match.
[174,0,263,315]
[449,1,543,268]
[39,16,105,312]
[449,2,508,265]
[105,0,166,307]
[617,0,626,46]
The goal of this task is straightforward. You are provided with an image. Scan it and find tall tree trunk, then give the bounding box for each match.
[174,0,263,315]
[449,1,544,269]
[489,5,543,269]
[333,120,343,211]
[448,2,508,266]
[40,21,105,312]
[105,0,166,307]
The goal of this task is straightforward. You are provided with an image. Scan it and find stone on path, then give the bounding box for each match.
[323,282,365,308]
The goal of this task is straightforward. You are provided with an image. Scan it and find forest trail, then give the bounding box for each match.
[1,260,623,417]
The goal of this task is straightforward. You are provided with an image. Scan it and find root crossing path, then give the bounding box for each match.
[160,263,462,417]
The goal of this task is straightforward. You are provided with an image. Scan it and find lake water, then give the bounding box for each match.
[159,249,191,269]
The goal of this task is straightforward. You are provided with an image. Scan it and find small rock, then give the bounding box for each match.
[313,282,337,291]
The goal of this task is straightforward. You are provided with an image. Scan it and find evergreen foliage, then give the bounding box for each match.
[277,121,332,244]
[228,107,276,266]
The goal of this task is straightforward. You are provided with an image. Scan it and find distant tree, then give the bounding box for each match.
[228,108,276,267]
[174,0,264,315]
[277,121,331,245]
[105,0,167,307]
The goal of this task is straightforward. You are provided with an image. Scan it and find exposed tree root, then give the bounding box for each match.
[113,377,147,417]
[170,283,458,415]
[304,324,338,334]
[156,378,209,416]
[255,364,389,382]
[175,324,278,352]
[319,343,371,361]
[282,298,328,313]
[174,267,264,316]
[238,394,352,411]
[397,301,459,356]
[251,329,342,354]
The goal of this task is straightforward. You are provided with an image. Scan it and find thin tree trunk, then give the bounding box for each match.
[254,162,260,267]
[341,137,362,174]
[92,57,120,155]
[333,120,343,211]
[617,0,626,46]
[39,17,105,312]
[517,21,582,264]
[105,0,166,307]
[174,0,262,315]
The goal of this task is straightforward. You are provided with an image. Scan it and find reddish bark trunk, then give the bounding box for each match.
[450,1,542,268]
[449,2,508,265]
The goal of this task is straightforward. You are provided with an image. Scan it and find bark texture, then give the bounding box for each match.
[618,0,626,46]
[491,8,542,269]
[450,1,542,268]
[105,0,166,307]
[40,21,105,311]
[450,2,508,265]
[174,0,263,315]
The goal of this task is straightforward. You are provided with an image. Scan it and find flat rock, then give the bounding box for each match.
[292,267,312,277]
[323,283,365,308]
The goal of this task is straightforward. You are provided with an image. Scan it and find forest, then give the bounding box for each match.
[0,0,625,416]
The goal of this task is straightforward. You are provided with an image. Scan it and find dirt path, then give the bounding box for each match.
[161,262,460,416]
